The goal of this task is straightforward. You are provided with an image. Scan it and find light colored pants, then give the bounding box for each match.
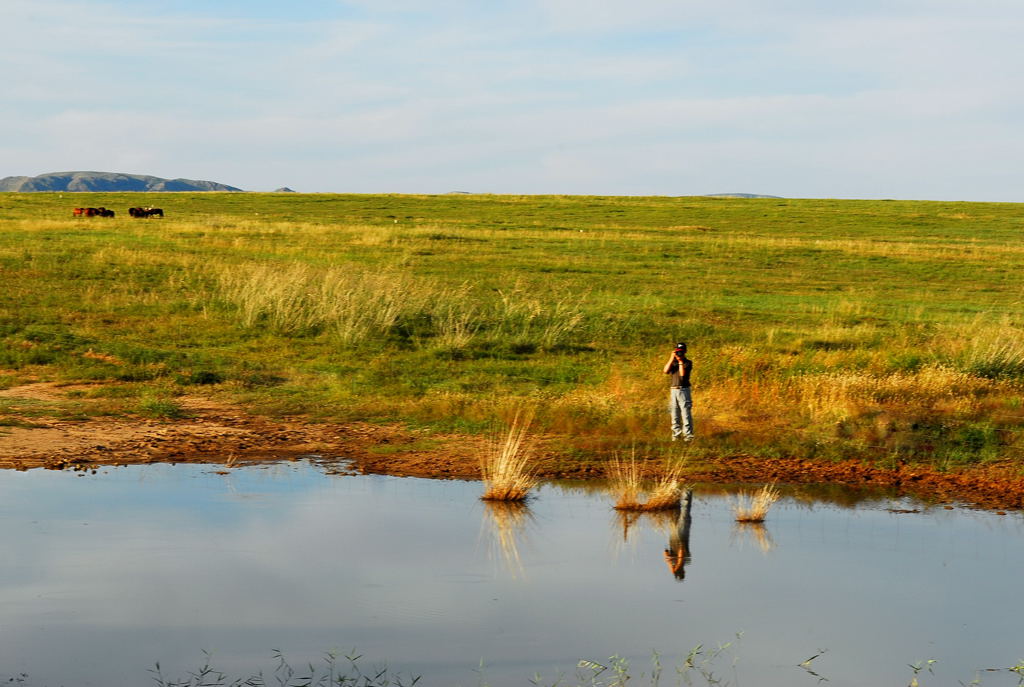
[669,387,693,439]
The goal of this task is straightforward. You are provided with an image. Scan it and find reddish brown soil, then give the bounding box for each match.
[1,384,1022,510]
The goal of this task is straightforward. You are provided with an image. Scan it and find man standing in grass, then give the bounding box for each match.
[663,342,693,442]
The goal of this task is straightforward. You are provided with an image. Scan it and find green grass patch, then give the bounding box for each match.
[136,393,188,420]
[2,192,1023,468]
[366,438,443,455]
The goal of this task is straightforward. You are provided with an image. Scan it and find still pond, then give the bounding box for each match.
[0,461,1021,686]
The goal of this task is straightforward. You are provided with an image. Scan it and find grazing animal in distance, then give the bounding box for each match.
[97,207,115,217]
[129,206,164,218]
[73,207,85,217]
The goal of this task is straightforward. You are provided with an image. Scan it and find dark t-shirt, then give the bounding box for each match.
[667,355,692,388]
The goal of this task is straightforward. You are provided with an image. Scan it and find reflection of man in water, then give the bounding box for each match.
[663,490,693,580]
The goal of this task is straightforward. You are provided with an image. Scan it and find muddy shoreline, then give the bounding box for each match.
[1,387,1022,511]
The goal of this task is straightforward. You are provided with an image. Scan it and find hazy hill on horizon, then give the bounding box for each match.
[703,192,783,199]
[0,171,243,192]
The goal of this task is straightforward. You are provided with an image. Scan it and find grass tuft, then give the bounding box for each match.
[609,453,688,511]
[480,411,537,502]
[644,469,687,511]
[733,483,781,523]
[608,452,644,510]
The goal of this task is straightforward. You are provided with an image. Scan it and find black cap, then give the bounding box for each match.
[675,342,687,350]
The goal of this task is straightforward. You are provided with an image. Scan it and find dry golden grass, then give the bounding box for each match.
[480,412,537,502]
[212,452,238,475]
[608,452,643,510]
[705,233,1024,262]
[733,483,781,523]
[643,461,689,510]
[795,366,993,422]
[216,260,589,351]
[958,319,1024,370]
[216,262,440,343]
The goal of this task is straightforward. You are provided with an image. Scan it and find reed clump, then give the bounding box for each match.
[608,453,643,510]
[480,413,537,502]
[733,483,781,523]
[645,461,689,510]
[608,454,688,511]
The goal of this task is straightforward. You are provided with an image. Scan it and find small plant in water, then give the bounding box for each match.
[480,411,537,501]
[609,453,688,511]
[907,658,937,687]
[213,452,238,475]
[643,460,688,511]
[733,483,781,523]
[1009,659,1024,686]
[608,452,643,510]
[150,649,420,687]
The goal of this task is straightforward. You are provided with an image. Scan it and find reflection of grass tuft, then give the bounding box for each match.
[482,500,534,576]
[734,521,776,553]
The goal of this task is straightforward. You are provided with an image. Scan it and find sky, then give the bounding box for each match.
[2,0,1022,200]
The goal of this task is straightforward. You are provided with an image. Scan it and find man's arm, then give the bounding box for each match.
[663,353,676,374]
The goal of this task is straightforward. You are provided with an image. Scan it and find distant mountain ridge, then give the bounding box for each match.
[0,171,243,192]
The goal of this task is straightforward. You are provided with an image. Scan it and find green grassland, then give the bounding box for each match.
[1,192,1022,469]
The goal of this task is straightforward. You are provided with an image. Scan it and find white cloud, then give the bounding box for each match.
[1,0,1022,198]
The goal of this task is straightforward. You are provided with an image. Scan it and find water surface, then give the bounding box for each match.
[0,463,1021,686]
